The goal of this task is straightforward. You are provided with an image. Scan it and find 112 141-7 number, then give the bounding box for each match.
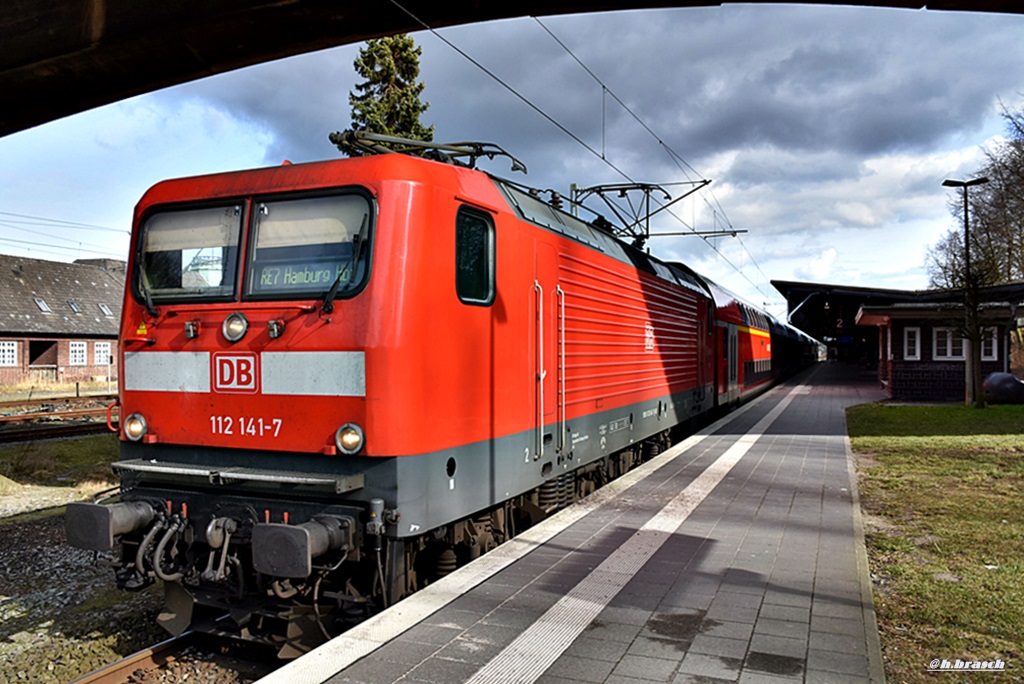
[210,415,282,437]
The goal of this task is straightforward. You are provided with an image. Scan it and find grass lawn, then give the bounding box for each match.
[848,403,1024,683]
[0,434,119,487]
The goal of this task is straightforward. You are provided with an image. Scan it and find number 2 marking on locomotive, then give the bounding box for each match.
[210,416,282,437]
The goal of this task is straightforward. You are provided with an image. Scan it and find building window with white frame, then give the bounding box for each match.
[0,341,17,367]
[94,341,112,366]
[981,327,999,362]
[904,326,921,361]
[933,327,965,361]
[69,341,87,366]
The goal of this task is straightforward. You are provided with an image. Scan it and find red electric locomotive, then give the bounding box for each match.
[66,133,815,654]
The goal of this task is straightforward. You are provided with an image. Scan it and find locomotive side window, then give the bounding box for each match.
[246,194,372,298]
[139,204,243,301]
[455,207,495,306]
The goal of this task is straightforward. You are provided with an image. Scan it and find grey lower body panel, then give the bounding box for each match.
[116,384,715,538]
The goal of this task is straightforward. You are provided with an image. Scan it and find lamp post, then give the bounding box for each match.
[942,176,989,407]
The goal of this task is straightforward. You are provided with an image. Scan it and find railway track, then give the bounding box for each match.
[67,628,280,684]
[0,421,116,444]
[0,394,117,413]
[0,396,118,443]
[68,632,197,684]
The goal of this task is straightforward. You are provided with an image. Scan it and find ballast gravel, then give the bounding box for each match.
[0,498,276,683]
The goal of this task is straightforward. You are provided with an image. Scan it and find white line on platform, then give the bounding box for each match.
[258,383,801,684]
[465,384,803,684]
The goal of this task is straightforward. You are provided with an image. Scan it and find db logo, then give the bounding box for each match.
[644,323,656,353]
[212,353,259,394]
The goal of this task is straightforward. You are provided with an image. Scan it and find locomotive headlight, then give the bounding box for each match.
[123,413,148,442]
[222,312,249,342]
[335,423,364,455]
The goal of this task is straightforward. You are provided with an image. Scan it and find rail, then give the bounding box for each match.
[0,422,114,444]
[0,407,114,424]
[0,394,116,412]
[68,632,196,684]
[0,401,118,443]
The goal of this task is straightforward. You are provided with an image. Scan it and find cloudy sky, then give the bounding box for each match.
[2,4,1023,317]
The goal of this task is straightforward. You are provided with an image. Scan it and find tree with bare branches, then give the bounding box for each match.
[928,103,1024,289]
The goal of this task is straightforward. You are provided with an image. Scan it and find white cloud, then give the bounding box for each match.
[796,247,839,281]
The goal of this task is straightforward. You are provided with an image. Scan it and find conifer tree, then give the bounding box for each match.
[332,34,433,154]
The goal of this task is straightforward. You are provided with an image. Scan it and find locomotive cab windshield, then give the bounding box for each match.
[247,193,371,299]
[136,192,372,305]
[139,204,243,301]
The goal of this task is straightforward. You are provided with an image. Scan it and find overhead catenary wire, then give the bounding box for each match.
[0,210,126,233]
[532,18,706,183]
[0,210,129,261]
[386,0,634,184]
[0,220,127,254]
[532,16,776,303]
[388,1,778,304]
[0,235,124,259]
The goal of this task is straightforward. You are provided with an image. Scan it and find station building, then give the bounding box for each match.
[856,300,1018,402]
[773,279,1024,402]
[0,254,124,391]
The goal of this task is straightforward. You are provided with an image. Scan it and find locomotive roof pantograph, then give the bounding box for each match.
[570,180,716,250]
[330,132,742,255]
[327,130,528,174]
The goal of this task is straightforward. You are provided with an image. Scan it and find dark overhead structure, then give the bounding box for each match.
[4,0,1024,138]
[772,280,915,365]
[772,278,1024,367]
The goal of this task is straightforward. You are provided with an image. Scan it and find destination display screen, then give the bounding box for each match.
[251,260,351,294]
[242,193,371,298]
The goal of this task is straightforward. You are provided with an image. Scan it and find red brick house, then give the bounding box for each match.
[0,254,124,389]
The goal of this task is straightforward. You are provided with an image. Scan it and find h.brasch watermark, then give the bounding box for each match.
[928,658,1006,672]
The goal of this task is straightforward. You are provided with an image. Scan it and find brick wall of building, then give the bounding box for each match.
[889,360,1004,402]
[885,321,1005,402]
[0,336,118,388]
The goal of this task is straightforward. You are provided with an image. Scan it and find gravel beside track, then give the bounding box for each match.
[0,489,278,683]
[0,513,166,683]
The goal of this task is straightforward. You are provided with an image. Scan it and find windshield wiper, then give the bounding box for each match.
[141,281,159,318]
[322,214,368,314]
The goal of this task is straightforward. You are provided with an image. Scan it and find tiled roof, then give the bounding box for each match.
[0,254,125,337]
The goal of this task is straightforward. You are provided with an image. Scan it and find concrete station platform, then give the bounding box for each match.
[260,364,887,684]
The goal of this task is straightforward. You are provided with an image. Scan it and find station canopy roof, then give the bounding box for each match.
[773,279,1024,342]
